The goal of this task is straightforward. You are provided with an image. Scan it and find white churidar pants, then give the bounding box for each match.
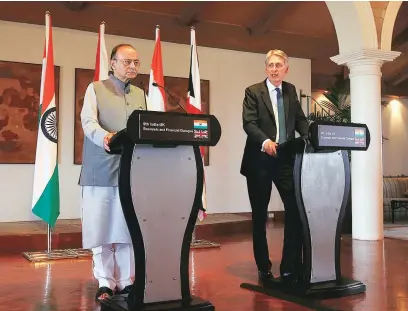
[92,243,135,290]
[80,186,134,290]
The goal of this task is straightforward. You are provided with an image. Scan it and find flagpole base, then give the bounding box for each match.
[22,248,92,262]
[190,227,220,249]
[190,239,220,249]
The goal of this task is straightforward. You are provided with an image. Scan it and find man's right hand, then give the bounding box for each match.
[103,133,115,151]
[264,140,278,157]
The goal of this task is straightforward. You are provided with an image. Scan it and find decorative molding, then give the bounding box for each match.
[330,49,401,66]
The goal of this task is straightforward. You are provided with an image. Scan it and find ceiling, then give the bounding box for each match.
[0,1,407,96]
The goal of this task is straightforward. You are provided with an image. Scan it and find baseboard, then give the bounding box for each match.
[0,212,285,254]
[233,211,285,222]
[273,211,285,222]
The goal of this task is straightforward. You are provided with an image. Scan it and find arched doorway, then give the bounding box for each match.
[326,1,378,53]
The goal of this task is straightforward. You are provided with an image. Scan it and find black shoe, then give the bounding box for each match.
[258,270,278,288]
[96,286,114,301]
[280,272,299,289]
[258,270,274,281]
[117,285,132,295]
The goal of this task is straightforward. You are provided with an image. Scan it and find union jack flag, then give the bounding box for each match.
[194,130,208,139]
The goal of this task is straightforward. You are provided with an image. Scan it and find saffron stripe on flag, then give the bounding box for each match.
[148,25,166,112]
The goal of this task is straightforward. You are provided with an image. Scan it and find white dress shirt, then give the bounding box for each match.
[262,79,282,151]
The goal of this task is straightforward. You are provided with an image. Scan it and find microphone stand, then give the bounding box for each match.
[152,82,187,113]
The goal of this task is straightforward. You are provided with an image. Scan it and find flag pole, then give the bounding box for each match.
[187,25,219,249]
[47,224,51,254]
[43,11,54,257]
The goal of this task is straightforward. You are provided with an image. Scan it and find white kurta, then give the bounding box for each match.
[80,83,132,249]
[80,186,131,249]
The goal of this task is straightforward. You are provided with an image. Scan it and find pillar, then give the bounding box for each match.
[331,49,401,240]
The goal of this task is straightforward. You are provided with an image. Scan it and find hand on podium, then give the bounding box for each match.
[103,132,116,152]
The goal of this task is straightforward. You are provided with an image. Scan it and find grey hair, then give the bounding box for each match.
[265,49,289,66]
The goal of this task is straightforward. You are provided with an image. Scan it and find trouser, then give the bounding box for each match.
[92,243,135,291]
[246,156,303,275]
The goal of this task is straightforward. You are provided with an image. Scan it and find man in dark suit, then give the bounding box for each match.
[241,49,309,284]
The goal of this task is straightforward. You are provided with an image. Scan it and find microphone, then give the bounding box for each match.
[152,82,187,113]
[139,80,148,111]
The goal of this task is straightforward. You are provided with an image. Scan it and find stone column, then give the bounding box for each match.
[331,49,401,240]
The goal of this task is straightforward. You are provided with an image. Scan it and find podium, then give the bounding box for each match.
[241,121,370,300]
[102,110,221,311]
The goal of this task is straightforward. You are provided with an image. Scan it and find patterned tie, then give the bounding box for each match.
[275,88,286,144]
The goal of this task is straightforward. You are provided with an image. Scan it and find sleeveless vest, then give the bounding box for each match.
[78,74,146,186]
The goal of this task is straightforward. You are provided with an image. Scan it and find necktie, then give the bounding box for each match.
[275,88,286,144]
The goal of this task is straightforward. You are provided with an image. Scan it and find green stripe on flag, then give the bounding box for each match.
[32,166,60,227]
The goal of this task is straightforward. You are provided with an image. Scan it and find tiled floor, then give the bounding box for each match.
[0,222,407,311]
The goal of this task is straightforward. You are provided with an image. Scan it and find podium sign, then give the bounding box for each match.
[139,113,211,142]
[309,121,370,151]
[127,110,221,146]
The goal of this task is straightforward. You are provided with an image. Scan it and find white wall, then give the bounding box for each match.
[382,98,408,176]
[0,20,311,222]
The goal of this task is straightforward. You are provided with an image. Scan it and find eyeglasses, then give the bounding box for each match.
[113,59,140,68]
[267,62,285,70]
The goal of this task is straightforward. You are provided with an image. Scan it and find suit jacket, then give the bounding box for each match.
[240,79,309,177]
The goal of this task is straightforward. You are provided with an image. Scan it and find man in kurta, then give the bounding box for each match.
[79,44,147,301]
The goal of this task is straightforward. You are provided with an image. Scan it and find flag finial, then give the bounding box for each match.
[101,21,105,25]
[156,25,160,29]
[190,26,195,30]
[45,11,51,16]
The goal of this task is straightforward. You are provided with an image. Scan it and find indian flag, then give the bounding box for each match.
[355,128,365,138]
[31,12,60,228]
[193,120,208,130]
